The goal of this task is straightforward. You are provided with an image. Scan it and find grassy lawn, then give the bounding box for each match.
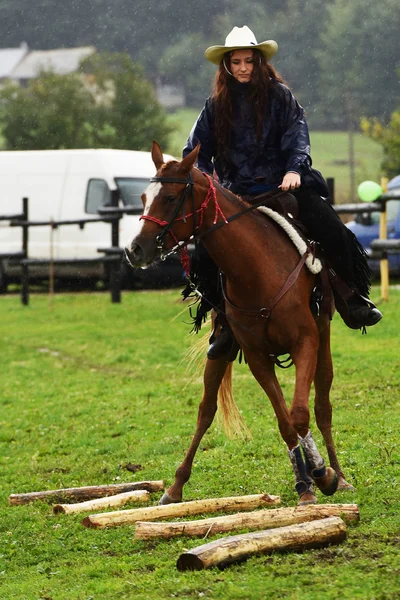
[166,109,383,204]
[0,287,399,599]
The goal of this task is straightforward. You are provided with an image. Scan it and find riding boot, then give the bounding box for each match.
[328,269,382,329]
[347,295,382,327]
[207,312,239,361]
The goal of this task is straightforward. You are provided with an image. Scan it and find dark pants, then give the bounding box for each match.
[184,186,372,332]
[292,187,371,296]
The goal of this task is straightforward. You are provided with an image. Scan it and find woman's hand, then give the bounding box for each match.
[279,172,301,191]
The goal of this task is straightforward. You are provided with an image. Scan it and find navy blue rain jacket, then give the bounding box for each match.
[183,81,325,196]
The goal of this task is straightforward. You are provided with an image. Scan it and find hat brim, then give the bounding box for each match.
[205,40,278,65]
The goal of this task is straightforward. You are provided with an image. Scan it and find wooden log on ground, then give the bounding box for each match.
[54,490,150,515]
[177,516,347,571]
[8,481,164,506]
[135,503,359,540]
[82,493,280,529]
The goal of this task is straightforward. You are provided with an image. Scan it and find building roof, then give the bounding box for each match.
[9,46,96,79]
[0,43,29,78]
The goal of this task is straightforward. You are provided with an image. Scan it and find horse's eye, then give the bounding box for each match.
[166,195,176,203]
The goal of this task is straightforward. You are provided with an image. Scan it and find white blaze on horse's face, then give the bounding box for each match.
[137,181,162,231]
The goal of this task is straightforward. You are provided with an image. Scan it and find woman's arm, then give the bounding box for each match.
[278,85,311,175]
[182,99,215,174]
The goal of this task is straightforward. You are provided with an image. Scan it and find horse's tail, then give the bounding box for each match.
[183,332,251,439]
[218,362,252,440]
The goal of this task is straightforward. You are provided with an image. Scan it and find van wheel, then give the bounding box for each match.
[0,262,8,294]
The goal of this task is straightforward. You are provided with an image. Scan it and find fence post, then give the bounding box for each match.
[110,190,121,303]
[379,178,389,301]
[110,257,121,303]
[21,198,29,306]
[22,197,28,257]
[21,261,29,306]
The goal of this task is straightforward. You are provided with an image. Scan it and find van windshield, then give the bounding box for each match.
[356,200,399,225]
[115,178,149,208]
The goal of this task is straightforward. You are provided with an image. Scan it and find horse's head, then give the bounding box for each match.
[125,141,203,268]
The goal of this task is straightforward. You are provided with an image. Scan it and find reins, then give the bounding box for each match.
[141,171,290,266]
[140,170,311,368]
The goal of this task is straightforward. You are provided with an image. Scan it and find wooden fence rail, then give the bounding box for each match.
[0,198,143,305]
[333,190,400,300]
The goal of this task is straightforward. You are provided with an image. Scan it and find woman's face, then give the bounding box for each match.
[229,49,254,83]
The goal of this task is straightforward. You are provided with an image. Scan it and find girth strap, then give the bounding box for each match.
[220,245,313,319]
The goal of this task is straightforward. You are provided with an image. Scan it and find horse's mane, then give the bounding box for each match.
[212,179,250,211]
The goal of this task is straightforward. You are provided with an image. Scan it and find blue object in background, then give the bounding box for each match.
[346,176,400,276]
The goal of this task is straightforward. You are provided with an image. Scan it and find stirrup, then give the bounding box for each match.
[328,269,382,330]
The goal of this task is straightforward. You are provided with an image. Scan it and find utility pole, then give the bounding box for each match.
[345,92,356,202]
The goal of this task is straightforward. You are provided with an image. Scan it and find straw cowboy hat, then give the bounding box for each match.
[205,26,278,65]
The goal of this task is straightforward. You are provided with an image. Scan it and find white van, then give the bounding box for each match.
[0,148,182,290]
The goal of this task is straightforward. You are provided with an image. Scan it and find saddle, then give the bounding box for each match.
[243,191,334,320]
[243,191,367,329]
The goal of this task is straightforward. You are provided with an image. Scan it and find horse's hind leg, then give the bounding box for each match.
[313,322,355,491]
[159,357,229,505]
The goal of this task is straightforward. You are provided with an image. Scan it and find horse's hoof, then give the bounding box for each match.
[158,492,181,506]
[298,492,318,506]
[314,466,339,496]
[337,478,355,492]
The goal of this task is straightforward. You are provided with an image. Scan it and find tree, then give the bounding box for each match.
[0,52,171,151]
[361,110,400,178]
[316,0,400,129]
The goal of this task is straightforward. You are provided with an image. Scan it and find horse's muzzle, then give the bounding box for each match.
[124,238,157,268]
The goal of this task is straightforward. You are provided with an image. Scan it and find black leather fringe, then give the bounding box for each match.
[351,233,372,298]
[181,245,221,333]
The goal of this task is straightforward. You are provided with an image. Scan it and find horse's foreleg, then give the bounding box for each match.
[159,357,229,505]
[245,351,317,505]
[290,331,338,497]
[314,323,355,491]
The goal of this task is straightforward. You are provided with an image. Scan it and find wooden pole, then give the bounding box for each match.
[346,93,356,202]
[82,493,280,529]
[8,480,164,506]
[379,177,389,301]
[177,516,347,571]
[54,490,150,515]
[135,503,359,540]
[49,219,55,310]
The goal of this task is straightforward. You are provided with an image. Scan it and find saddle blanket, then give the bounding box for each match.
[257,206,322,275]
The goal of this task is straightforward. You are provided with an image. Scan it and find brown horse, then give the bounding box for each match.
[125,141,354,505]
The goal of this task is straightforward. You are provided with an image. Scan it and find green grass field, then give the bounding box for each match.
[0,288,399,599]
[166,109,384,204]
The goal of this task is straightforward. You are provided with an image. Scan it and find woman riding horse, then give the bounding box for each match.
[183,26,382,360]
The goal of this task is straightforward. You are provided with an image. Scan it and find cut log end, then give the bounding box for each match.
[53,505,66,515]
[176,554,204,572]
[81,516,99,529]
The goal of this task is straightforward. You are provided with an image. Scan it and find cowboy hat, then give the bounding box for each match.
[205,26,278,65]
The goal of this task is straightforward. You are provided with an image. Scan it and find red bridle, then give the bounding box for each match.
[140,173,228,275]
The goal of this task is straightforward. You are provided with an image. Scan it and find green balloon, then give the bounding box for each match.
[357,180,383,202]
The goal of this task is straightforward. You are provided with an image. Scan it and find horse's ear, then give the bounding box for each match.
[151,141,164,170]
[178,144,200,174]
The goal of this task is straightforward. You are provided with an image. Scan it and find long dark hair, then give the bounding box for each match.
[212,49,286,157]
